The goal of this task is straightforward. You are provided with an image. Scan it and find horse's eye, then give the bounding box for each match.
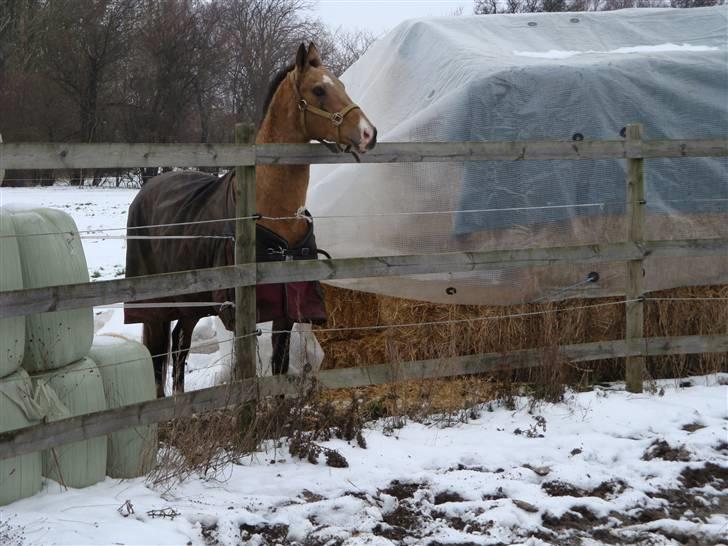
[312,86,325,97]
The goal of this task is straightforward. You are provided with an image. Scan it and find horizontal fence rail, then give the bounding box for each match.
[1,139,728,169]
[1,134,726,463]
[1,333,726,461]
[1,238,727,319]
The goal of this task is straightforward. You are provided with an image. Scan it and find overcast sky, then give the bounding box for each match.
[311,0,473,36]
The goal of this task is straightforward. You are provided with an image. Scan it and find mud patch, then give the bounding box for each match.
[542,505,606,531]
[239,522,289,543]
[380,480,425,500]
[373,500,424,542]
[681,422,706,433]
[679,462,728,489]
[433,490,465,504]
[200,522,218,545]
[642,439,691,462]
[542,479,625,499]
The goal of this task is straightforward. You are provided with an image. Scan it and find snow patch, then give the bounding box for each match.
[514,42,719,59]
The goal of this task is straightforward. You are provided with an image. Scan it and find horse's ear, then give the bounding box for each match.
[295,43,307,71]
[306,41,322,68]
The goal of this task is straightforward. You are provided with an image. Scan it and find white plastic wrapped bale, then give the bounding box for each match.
[0,368,42,506]
[89,336,157,479]
[0,211,25,378]
[32,357,107,488]
[9,207,94,371]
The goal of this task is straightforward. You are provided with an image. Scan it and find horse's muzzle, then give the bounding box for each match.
[357,125,377,153]
[367,127,378,150]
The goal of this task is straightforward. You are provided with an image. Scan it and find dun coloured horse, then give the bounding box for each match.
[125,43,377,397]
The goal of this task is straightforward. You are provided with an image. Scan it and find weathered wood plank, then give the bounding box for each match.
[0,142,256,169]
[625,124,646,393]
[1,238,727,319]
[1,333,725,461]
[1,139,726,169]
[234,124,257,383]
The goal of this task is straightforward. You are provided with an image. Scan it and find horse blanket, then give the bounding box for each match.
[124,170,327,328]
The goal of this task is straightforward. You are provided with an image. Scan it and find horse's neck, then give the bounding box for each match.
[255,88,310,245]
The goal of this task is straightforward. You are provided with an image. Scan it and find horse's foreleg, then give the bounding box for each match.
[144,321,171,398]
[171,318,197,394]
[271,317,293,375]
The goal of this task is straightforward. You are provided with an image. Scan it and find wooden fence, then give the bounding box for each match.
[1,127,727,461]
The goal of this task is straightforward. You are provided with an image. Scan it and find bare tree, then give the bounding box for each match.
[315,26,378,76]
[223,0,318,125]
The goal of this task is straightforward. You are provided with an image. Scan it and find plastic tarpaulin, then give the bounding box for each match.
[0,212,24,378]
[6,207,94,370]
[308,7,728,305]
[89,337,157,479]
[0,369,42,505]
[31,357,108,488]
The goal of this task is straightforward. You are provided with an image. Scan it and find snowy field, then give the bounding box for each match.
[1,187,727,545]
[1,376,727,546]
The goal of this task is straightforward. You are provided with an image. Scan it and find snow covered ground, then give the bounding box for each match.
[1,375,726,546]
[1,187,726,545]
[0,185,136,281]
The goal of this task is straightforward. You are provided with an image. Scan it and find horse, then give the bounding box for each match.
[124,42,377,397]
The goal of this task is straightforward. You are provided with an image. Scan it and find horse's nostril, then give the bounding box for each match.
[368,127,378,149]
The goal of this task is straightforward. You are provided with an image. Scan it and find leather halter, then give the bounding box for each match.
[288,70,361,148]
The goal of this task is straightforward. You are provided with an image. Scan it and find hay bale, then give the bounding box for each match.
[317,284,728,381]
[0,211,24,378]
[89,337,157,478]
[0,368,42,505]
[32,357,107,488]
[9,207,93,372]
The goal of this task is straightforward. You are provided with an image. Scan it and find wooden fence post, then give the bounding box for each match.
[625,123,645,393]
[234,124,257,385]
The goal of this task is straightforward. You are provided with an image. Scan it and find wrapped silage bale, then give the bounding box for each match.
[9,207,93,372]
[0,211,25,378]
[0,368,42,505]
[89,336,157,478]
[32,357,107,488]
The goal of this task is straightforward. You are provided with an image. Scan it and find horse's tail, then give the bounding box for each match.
[144,321,171,398]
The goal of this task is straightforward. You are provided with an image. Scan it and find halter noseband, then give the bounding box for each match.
[288,71,361,149]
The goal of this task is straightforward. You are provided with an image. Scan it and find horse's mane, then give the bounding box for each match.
[259,63,295,128]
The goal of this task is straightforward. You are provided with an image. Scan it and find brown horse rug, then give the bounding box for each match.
[124,170,327,328]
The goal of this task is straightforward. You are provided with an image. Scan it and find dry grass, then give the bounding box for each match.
[317,284,728,383]
[149,284,726,488]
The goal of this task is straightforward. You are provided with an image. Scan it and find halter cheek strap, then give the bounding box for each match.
[288,71,361,148]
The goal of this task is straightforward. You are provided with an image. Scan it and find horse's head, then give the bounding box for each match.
[290,42,377,154]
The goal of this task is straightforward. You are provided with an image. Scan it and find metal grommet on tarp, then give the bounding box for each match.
[570,18,580,23]
[528,21,537,27]
[446,286,457,295]
[572,133,584,141]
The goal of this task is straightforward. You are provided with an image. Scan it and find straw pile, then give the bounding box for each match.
[316,284,728,382]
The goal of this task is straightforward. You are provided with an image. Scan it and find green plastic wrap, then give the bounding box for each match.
[10,208,93,372]
[32,357,108,488]
[0,211,24,378]
[0,369,42,505]
[89,337,157,478]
